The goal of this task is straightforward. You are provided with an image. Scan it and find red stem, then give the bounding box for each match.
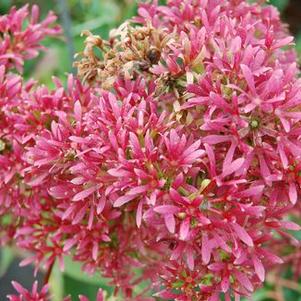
[44,260,55,285]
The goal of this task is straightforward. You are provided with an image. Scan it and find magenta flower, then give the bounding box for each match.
[1,1,301,300]
[8,281,105,301]
[0,5,61,72]
[7,281,49,301]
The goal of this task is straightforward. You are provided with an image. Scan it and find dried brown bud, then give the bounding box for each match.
[75,22,168,89]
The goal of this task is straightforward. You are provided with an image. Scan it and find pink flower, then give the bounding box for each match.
[7,281,49,301]
[8,281,105,301]
[1,1,301,300]
[0,5,61,72]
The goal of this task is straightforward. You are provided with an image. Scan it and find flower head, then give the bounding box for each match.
[1,1,301,300]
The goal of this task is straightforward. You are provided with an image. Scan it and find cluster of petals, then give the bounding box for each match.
[0,5,61,72]
[7,281,104,301]
[1,1,301,301]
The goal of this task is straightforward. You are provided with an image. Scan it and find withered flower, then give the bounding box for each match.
[74,22,170,89]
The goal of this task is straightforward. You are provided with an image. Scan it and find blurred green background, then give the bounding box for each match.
[0,0,300,300]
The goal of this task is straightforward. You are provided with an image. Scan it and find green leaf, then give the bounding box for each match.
[283,286,301,301]
[0,0,11,14]
[63,256,113,294]
[49,262,64,301]
[118,0,138,22]
[252,288,270,301]
[64,274,100,300]
[0,246,14,277]
[296,33,301,59]
[268,0,289,12]
[74,0,120,33]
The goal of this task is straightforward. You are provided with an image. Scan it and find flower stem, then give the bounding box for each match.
[44,260,55,285]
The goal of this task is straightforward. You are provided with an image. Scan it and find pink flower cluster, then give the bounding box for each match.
[0,4,60,72]
[7,281,104,301]
[1,1,301,301]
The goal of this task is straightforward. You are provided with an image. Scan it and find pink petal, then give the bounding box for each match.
[108,168,132,177]
[96,289,104,301]
[203,135,231,144]
[238,185,264,198]
[271,36,294,50]
[19,256,36,267]
[234,270,254,292]
[182,140,201,157]
[280,116,290,133]
[74,100,82,120]
[72,204,88,224]
[288,182,297,205]
[97,196,106,214]
[92,242,99,261]
[221,276,230,293]
[280,220,301,231]
[127,185,149,195]
[136,200,143,228]
[241,64,256,95]
[26,172,48,186]
[179,219,190,241]
[154,205,180,215]
[202,233,211,264]
[73,186,98,202]
[164,214,176,233]
[186,248,195,270]
[232,223,254,247]
[252,255,265,282]
[170,243,184,261]
[278,143,288,169]
[223,142,237,174]
[182,149,205,164]
[129,132,143,157]
[49,185,73,199]
[114,194,136,207]
[11,281,27,294]
[63,238,77,252]
[222,157,244,178]
[208,263,224,272]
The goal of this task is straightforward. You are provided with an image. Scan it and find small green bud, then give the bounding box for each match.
[250,119,259,129]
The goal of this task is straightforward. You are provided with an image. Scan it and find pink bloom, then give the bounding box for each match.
[7,281,49,301]
[1,1,301,300]
[0,5,61,72]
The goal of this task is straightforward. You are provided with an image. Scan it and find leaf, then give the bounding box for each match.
[269,0,289,12]
[283,286,301,301]
[0,246,14,277]
[64,274,100,300]
[251,288,269,301]
[63,256,113,294]
[0,0,11,14]
[49,262,64,301]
